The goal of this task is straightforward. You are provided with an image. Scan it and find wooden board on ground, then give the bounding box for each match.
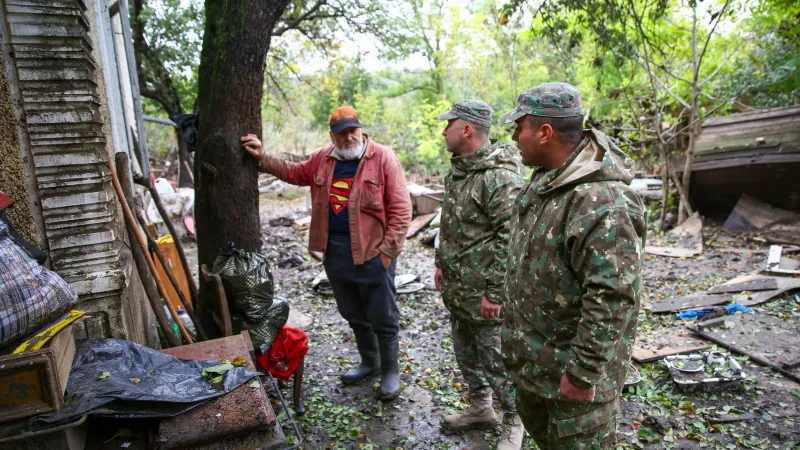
[633,327,710,363]
[707,274,779,294]
[735,276,800,306]
[722,194,799,232]
[645,212,704,258]
[407,212,437,238]
[632,344,711,363]
[649,294,730,313]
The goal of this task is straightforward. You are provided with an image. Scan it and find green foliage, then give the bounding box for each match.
[139,0,798,175]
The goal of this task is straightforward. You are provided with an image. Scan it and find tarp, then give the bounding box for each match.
[33,339,260,429]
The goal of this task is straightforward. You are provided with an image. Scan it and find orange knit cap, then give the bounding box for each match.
[329,106,362,133]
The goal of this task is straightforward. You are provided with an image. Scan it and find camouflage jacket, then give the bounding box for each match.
[436,140,524,324]
[501,129,646,403]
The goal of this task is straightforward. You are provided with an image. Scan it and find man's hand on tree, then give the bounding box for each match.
[558,373,596,402]
[241,134,264,161]
[480,296,501,319]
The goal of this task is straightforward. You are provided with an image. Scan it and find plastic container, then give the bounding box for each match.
[177,307,197,340]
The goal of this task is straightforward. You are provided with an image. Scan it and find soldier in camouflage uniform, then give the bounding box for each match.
[434,100,526,450]
[499,83,646,449]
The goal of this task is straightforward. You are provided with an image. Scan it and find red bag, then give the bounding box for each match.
[255,325,308,381]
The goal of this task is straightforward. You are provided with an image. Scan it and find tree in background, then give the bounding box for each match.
[131,0,202,188]
[501,0,794,226]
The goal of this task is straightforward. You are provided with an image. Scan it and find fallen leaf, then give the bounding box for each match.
[250,379,261,388]
[129,377,141,384]
[97,371,111,380]
[232,356,246,367]
[202,362,234,379]
[209,375,223,384]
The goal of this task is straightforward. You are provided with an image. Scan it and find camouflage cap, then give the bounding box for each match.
[499,82,583,124]
[436,99,493,128]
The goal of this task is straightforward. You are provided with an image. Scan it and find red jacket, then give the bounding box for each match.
[260,135,412,265]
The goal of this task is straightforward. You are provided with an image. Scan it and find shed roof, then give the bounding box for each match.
[695,105,800,156]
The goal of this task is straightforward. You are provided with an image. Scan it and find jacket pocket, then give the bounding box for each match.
[361,178,383,211]
[313,172,327,206]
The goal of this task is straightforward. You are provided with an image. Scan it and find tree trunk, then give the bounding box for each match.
[658,141,670,231]
[194,0,290,335]
[678,3,700,224]
[176,128,193,188]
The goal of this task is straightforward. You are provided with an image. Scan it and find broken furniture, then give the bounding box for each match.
[156,333,286,450]
[201,264,305,414]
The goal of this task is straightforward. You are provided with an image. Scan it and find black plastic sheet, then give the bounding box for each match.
[33,339,260,429]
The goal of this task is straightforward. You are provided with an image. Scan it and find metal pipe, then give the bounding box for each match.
[144,115,177,127]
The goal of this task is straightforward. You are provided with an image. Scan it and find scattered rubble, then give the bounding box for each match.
[645,212,704,257]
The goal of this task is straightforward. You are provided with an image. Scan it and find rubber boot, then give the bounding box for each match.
[496,413,525,450]
[341,330,380,385]
[376,337,400,401]
[443,393,497,433]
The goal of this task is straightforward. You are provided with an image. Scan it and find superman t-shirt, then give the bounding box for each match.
[329,160,360,236]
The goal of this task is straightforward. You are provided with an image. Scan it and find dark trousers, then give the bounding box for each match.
[324,233,399,343]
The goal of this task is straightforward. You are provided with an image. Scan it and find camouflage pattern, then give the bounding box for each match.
[516,388,618,449]
[436,99,494,128]
[451,318,516,411]
[435,139,524,324]
[501,128,646,404]
[499,82,583,123]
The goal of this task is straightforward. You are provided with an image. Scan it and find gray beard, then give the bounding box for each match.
[335,143,362,160]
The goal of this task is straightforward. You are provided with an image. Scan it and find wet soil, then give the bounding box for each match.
[253,192,800,450]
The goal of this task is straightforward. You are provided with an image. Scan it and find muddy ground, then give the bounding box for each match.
[250,188,800,450]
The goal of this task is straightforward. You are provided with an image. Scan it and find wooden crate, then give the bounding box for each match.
[0,326,76,424]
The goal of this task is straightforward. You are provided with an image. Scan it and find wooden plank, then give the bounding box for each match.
[632,344,710,364]
[649,294,730,313]
[406,212,437,238]
[723,195,799,232]
[736,276,800,306]
[707,274,778,294]
[645,212,703,258]
[645,246,701,258]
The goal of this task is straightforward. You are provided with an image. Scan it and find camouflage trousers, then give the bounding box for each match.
[451,317,516,412]
[516,388,618,450]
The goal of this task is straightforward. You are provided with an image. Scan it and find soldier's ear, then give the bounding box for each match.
[463,123,473,138]
[540,123,554,145]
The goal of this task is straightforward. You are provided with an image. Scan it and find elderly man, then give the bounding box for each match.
[433,100,525,449]
[499,83,646,449]
[241,106,412,400]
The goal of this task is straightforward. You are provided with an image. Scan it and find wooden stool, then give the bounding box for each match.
[200,264,305,415]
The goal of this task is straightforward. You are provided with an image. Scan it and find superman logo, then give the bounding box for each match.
[330,178,353,215]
